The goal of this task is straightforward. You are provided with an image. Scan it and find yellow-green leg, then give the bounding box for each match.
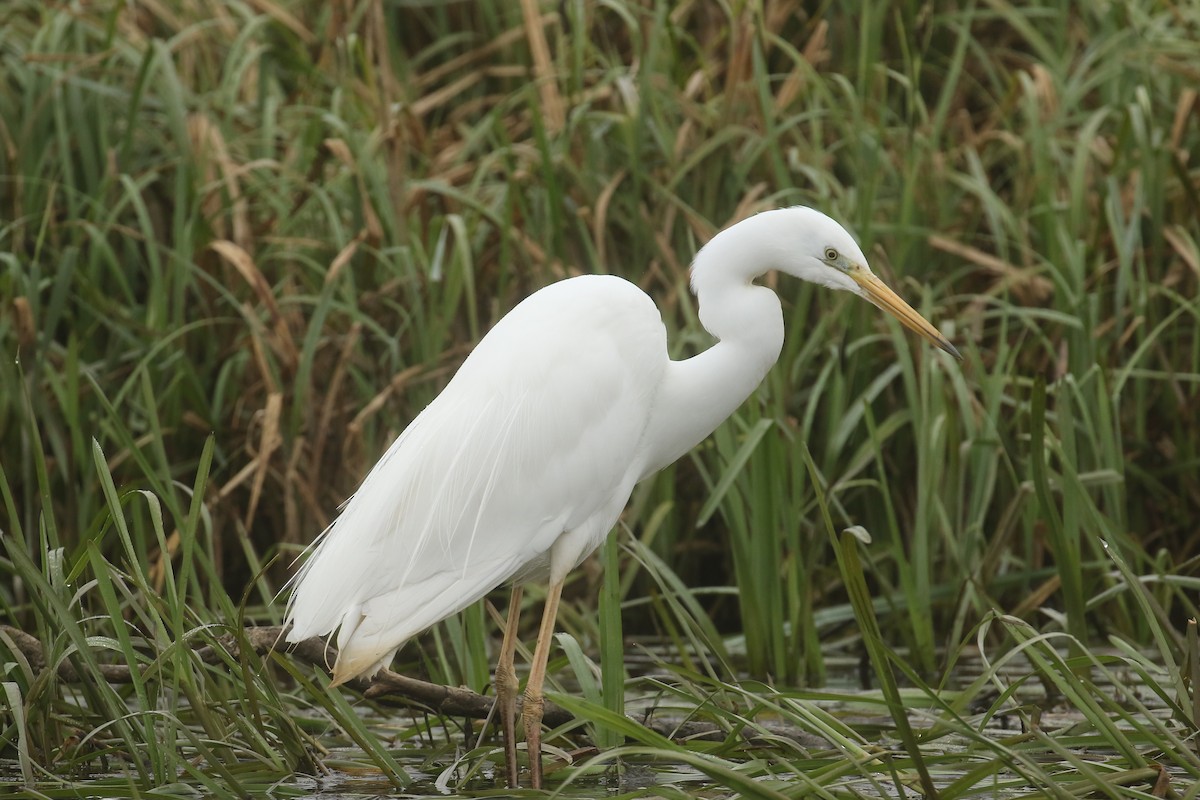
[494,585,523,788]
[522,580,563,790]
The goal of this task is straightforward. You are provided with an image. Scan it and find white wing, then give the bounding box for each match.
[285,275,667,681]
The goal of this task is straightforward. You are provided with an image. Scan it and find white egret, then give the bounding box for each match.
[285,206,959,787]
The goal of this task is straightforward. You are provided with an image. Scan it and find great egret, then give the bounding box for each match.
[285,206,959,787]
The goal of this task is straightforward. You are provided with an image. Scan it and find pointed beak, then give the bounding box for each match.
[850,271,962,360]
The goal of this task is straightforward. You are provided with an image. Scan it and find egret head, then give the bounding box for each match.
[780,207,961,360]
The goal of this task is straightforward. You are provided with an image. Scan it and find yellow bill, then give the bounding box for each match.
[851,271,962,360]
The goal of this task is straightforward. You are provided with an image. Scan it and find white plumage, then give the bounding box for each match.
[284,206,959,787]
[286,275,667,681]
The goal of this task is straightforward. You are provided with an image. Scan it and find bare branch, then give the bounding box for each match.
[0,623,572,726]
[0,624,823,746]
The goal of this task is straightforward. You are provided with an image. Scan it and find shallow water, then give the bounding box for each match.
[276,644,1182,798]
[1,644,1189,798]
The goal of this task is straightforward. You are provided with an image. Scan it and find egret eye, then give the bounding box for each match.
[824,247,839,262]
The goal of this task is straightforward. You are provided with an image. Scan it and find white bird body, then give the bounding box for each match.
[285,208,958,779]
[287,274,671,679]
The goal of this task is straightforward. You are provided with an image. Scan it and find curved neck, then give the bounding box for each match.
[640,214,787,476]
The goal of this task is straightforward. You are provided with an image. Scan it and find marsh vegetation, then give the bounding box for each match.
[2,0,1198,796]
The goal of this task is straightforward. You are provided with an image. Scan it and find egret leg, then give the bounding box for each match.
[522,579,564,789]
[494,585,523,788]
